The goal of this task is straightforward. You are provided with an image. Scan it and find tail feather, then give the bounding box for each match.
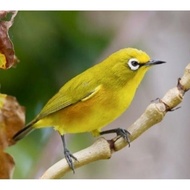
[13,119,37,142]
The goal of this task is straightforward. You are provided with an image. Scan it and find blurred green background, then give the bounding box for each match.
[2,11,114,178]
[2,11,190,179]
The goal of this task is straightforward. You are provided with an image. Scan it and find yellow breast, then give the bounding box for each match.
[33,83,135,136]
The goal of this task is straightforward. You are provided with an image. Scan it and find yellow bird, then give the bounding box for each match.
[13,48,165,172]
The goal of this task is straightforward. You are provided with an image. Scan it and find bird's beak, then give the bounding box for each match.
[145,60,166,66]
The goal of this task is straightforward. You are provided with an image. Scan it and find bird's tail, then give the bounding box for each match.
[13,119,37,142]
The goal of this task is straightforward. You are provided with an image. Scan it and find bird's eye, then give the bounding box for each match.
[128,58,140,71]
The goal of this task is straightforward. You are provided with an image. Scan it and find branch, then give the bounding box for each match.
[40,63,190,179]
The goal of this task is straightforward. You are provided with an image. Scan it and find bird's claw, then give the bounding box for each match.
[100,127,131,147]
[115,128,131,147]
[64,148,78,173]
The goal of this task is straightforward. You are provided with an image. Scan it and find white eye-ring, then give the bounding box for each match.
[128,58,140,71]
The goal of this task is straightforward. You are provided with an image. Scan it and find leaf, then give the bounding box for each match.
[0,94,25,147]
[0,11,19,69]
[0,52,6,69]
[0,93,25,178]
[0,150,14,179]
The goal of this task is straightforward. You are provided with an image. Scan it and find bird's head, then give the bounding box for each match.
[103,48,165,85]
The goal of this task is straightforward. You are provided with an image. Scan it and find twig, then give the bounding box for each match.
[40,63,190,179]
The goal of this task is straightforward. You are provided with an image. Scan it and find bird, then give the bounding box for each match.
[13,48,165,173]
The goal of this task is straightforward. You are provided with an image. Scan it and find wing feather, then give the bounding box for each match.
[36,72,101,120]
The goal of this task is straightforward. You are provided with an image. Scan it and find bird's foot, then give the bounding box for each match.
[64,148,78,173]
[100,128,131,147]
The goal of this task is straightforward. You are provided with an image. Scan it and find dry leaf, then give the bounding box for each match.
[0,93,25,147]
[0,52,6,69]
[0,150,14,179]
[0,93,25,178]
[0,11,19,69]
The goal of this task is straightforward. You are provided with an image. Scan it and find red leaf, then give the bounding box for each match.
[0,11,19,69]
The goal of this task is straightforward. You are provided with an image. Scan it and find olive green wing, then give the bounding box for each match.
[36,75,101,120]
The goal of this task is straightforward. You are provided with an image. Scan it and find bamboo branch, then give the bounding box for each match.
[40,63,190,179]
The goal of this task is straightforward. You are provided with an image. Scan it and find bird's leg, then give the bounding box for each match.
[61,135,78,173]
[100,128,131,147]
